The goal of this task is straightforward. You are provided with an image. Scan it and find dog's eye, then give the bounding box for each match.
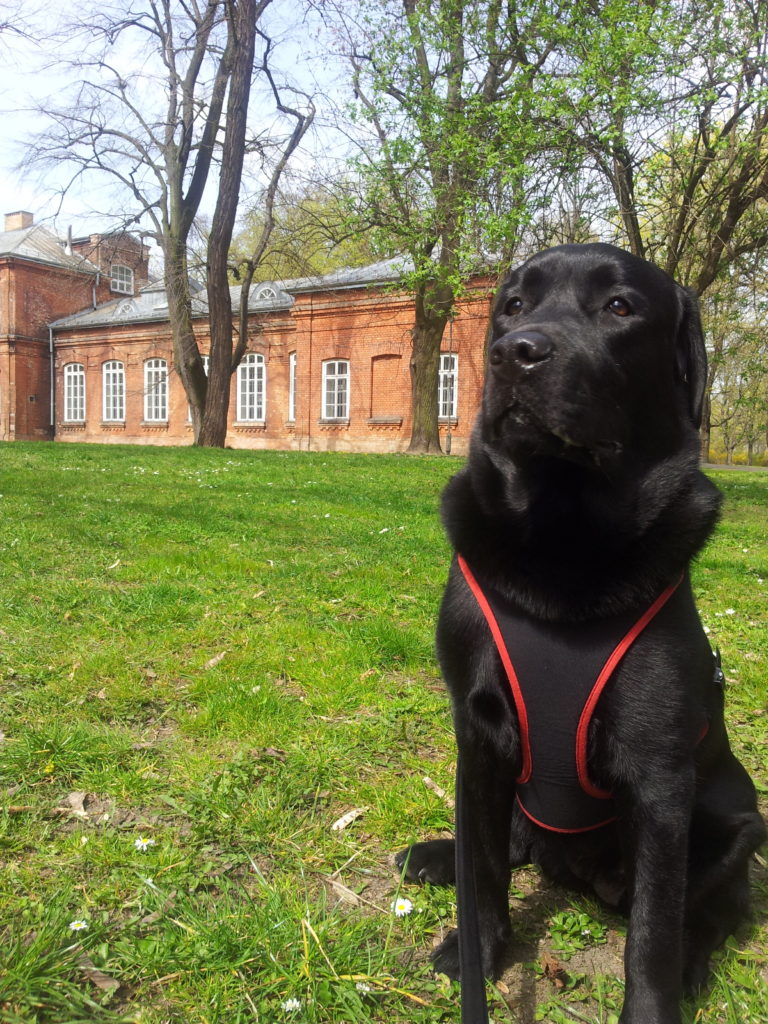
[606,297,632,317]
[505,297,523,316]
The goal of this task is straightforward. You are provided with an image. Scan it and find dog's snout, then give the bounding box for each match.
[490,331,554,370]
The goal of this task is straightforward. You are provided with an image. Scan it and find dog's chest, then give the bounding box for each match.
[458,556,685,833]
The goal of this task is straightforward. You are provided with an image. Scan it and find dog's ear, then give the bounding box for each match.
[675,286,707,428]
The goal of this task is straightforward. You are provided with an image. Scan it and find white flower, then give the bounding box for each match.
[134,836,156,852]
[355,981,372,993]
[281,998,302,1012]
[391,896,413,917]
[69,919,88,931]
[725,608,736,616]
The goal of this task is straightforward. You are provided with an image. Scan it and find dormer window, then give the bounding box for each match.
[255,285,277,300]
[111,264,134,294]
[113,299,137,318]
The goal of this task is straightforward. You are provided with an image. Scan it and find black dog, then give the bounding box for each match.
[397,244,765,1024]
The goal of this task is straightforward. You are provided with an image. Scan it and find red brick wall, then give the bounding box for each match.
[51,278,495,454]
[1,257,109,440]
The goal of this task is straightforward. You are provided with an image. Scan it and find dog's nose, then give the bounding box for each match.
[489,331,554,370]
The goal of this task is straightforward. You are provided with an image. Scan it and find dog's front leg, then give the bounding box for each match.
[619,770,695,1024]
[431,704,517,980]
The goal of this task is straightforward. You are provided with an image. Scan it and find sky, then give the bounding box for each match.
[0,0,352,242]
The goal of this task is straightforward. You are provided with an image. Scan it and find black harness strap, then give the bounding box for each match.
[455,756,490,1024]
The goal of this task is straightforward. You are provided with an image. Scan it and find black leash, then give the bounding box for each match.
[455,757,490,1023]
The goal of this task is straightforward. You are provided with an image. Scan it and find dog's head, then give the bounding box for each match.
[481,243,706,470]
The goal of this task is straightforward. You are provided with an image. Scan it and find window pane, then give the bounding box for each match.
[144,359,168,421]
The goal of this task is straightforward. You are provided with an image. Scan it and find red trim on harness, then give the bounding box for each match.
[575,575,684,799]
[458,555,533,782]
[515,793,618,834]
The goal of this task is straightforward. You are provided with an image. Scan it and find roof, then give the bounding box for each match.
[0,223,98,274]
[49,256,414,330]
[280,256,412,293]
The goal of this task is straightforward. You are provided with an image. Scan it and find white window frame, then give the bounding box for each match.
[322,359,349,421]
[288,351,297,422]
[63,363,86,422]
[110,264,134,295]
[237,353,266,422]
[102,360,125,422]
[438,352,458,420]
[144,358,168,422]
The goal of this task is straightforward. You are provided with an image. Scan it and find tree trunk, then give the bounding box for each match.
[165,235,207,441]
[408,280,453,453]
[699,392,712,464]
[198,0,258,448]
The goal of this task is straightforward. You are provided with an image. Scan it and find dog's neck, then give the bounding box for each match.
[443,439,721,622]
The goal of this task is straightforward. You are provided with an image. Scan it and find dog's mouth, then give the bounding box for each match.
[490,400,623,467]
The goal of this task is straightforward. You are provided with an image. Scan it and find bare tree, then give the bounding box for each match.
[25,0,313,446]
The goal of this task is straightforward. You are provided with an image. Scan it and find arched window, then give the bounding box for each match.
[113,299,137,318]
[102,361,125,422]
[63,363,86,422]
[237,353,266,422]
[255,285,277,300]
[144,358,168,422]
[111,264,134,295]
[438,353,458,419]
[322,359,349,420]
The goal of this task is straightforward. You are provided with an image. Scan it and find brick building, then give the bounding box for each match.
[0,211,150,441]
[2,211,494,454]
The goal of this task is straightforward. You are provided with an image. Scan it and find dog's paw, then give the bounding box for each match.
[394,839,456,885]
[430,926,508,981]
[431,929,460,979]
[682,952,710,996]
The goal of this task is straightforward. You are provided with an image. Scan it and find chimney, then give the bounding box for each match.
[4,211,34,232]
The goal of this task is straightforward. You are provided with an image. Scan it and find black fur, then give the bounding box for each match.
[396,244,765,1024]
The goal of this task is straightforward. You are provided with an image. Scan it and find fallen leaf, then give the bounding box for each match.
[422,775,455,808]
[542,953,569,989]
[203,652,227,670]
[77,954,121,993]
[330,807,368,832]
[257,747,287,761]
[328,879,363,905]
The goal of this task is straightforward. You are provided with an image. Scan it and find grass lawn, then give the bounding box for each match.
[0,441,765,1024]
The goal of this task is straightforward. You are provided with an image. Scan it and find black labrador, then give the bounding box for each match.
[397,244,765,1024]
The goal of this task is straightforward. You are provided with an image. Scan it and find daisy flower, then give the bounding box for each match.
[281,997,302,1012]
[391,896,413,917]
[134,836,156,852]
[69,919,88,931]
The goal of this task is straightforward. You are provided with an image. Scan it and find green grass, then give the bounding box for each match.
[0,443,765,1023]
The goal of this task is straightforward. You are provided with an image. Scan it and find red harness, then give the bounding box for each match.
[458,556,690,833]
